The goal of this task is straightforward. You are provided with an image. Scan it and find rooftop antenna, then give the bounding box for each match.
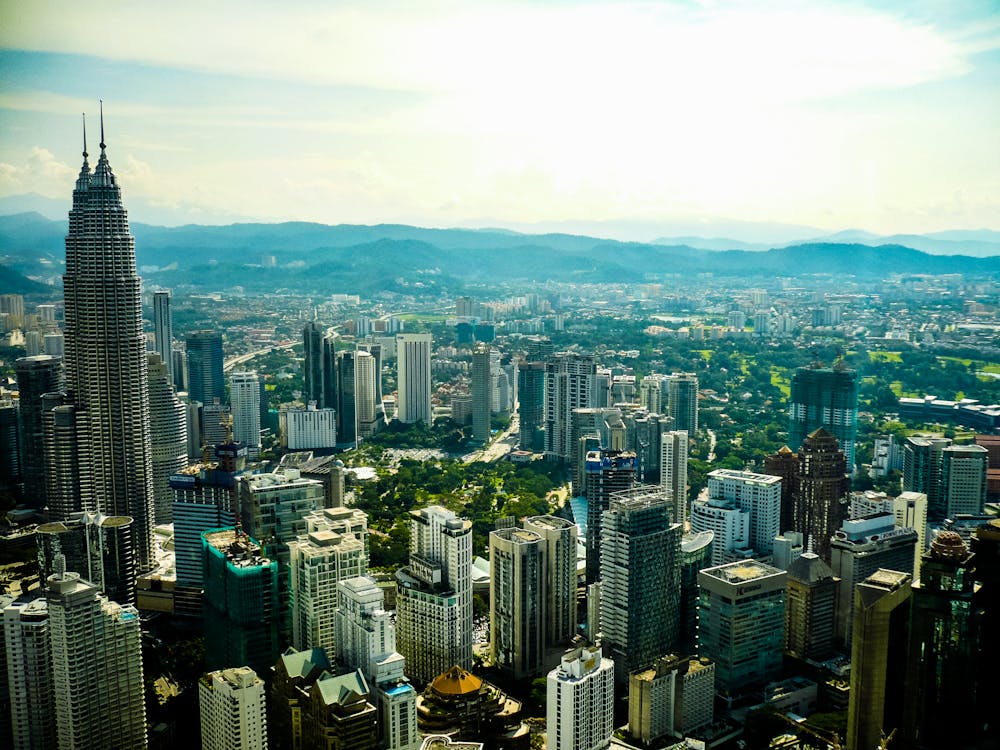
[82,113,88,158]
[99,99,105,150]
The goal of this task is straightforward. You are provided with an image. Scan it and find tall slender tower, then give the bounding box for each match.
[61,112,156,569]
[152,290,174,382]
[14,355,64,509]
[396,333,432,424]
[471,343,492,443]
[660,430,689,527]
[788,363,858,469]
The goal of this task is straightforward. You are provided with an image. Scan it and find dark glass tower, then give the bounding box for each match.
[788,363,858,469]
[59,115,155,569]
[14,355,64,508]
[185,330,224,406]
[793,428,850,564]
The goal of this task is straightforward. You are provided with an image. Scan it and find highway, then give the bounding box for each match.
[223,341,296,372]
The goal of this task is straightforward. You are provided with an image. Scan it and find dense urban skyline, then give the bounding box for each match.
[1,0,999,237]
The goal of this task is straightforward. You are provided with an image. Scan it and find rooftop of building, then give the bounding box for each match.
[682,530,715,553]
[277,646,331,680]
[420,736,485,750]
[701,559,784,585]
[430,665,482,697]
[491,527,542,545]
[707,468,782,485]
[523,514,574,531]
[787,551,835,585]
[314,668,370,707]
[864,568,911,590]
[202,528,271,568]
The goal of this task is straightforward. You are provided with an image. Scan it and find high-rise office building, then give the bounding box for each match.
[544,353,598,461]
[14,355,63,509]
[970,520,1000,744]
[845,569,911,750]
[601,486,682,682]
[679,531,714,650]
[0,293,25,328]
[199,667,268,750]
[763,445,798,535]
[186,330,225,407]
[787,363,858,468]
[941,444,988,518]
[355,349,381,439]
[639,373,669,414]
[282,403,337,450]
[793,428,850,563]
[40,394,84,521]
[697,560,786,695]
[666,372,698,434]
[902,436,950,518]
[584,449,638,584]
[46,558,146,749]
[517,360,545,452]
[522,515,578,647]
[303,321,326,407]
[489,526,545,678]
[902,532,984,750]
[830,513,917,644]
[148,352,187,525]
[337,350,358,445]
[628,654,715,746]
[784,545,837,662]
[689,495,750,567]
[471,343,492,443]
[288,528,367,655]
[270,647,331,750]
[202,528,280,677]
[3,596,55,750]
[0,403,19,502]
[395,506,472,683]
[230,371,261,454]
[396,333,433,424]
[546,645,614,750]
[152,289,174,383]
[660,430,689,527]
[60,129,157,569]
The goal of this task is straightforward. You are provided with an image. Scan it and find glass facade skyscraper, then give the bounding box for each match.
[788,364,859,469]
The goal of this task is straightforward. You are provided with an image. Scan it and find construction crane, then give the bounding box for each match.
[775,712,843,750]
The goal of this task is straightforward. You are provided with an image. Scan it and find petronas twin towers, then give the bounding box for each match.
[55,113,155,569]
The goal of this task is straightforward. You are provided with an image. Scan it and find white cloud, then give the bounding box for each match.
[0,147,75,197]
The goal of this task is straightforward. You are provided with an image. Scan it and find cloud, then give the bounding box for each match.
[0,147,75,197]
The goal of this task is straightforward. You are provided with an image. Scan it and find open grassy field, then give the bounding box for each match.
[869,351,903,362]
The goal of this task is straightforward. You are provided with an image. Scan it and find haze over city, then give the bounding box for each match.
[2,0,999,238]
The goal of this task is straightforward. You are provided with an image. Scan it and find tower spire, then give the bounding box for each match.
[99,99,106,150]
[82,113,88,158]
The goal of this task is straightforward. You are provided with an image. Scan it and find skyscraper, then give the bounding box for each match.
[336,350,357,445]
[707,468,781,557]
[471,343,492,443]
[303,321,326,406]
[941,444,988,518]
[522,515,578,647]
[489,526,545,678]
[148,352,187,525]
[845,569,911,750]
[396,333,432,425]
[903,532,984,750]
[546,645,614,750]
[787,363,858,468]
[784,545,837,662]
[660,430,689,527]
[14,354,64,509]
[354,349,381,439]
[516,360,545,452]
[697,560,786,695]
[3,596,55,750]
[46,558,146,749]
[666,372,698,434]
[152,289,174,382]
[186,330,225,406]
[601,486,682,682]
[793,428,850,563]
[395,506,472,683]
[230,371,262,455]
[902,436,950,517]
[60,121,156,568]
[544,353,598,462]
[764,445,798,535]
[584,449,638,584]
[199,667,269,750]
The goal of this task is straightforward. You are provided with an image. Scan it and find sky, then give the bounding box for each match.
[1,0,999,240]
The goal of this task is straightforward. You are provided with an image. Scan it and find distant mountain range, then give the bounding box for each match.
[2,211,998,294]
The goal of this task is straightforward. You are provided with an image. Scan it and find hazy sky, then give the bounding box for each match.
[1,0,998,238]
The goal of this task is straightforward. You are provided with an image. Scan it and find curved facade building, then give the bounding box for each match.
[148,352,187,524]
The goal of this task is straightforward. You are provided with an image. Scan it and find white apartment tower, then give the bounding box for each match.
[395,505,473,683]
[707,469,782,556]
[198,667,268,750]
[396,333,433,424]
[334,576,418,750]
[152,289,174,382]
[46,561,146,749]
[230,371,262,454]
[522,515,578,646]
[547,645,615,750]
[661,430,689,527]
[3,597,55,750]
[355,349,380,438]
[288,529,367,655]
